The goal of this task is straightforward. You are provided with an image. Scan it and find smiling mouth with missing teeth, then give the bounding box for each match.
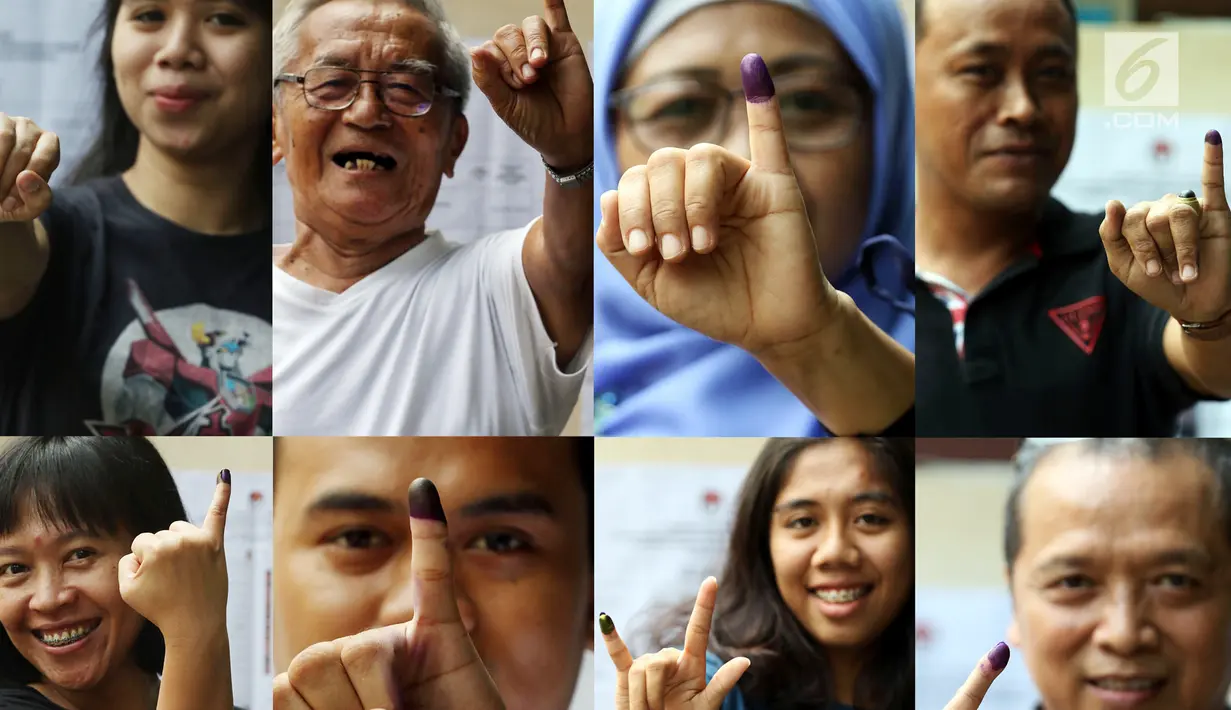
[333,151,396,172]
[33,619,102,648]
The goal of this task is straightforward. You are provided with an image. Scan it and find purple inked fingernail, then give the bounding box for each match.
[408,478,447,523]
[988,641,1010,671]
[1207,130,1222,146]
[741,54,775,104]
[220,469,230,485]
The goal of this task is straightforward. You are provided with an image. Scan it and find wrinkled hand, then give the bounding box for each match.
[595,54,839,360]
[273,479,505,710]
[470,0,593,169]
[118,470,230,646]
[943,642,1010,710]
[0,114,59,223]
[1100,131,1230,322]
[600,577,751,710]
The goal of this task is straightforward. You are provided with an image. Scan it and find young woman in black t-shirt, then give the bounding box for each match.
[0,0,272,436]
[0,437,235,710]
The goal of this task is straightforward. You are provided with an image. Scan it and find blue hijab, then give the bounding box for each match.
[592,0,916,436]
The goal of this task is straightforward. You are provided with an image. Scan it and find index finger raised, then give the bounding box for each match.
[201,469,232,543]
[543,0,572,33]
[1201,130,1227,213]
[740,54,791,174]
[407,478,460,624]
[682,576,718,661]
[599,613,635,673]
[943,642,1010,710]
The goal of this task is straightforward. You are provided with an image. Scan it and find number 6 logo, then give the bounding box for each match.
[1105,32,1180,107]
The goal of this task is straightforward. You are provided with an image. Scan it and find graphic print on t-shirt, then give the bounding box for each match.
[85,279,273,435]
[1048,295,1107,356]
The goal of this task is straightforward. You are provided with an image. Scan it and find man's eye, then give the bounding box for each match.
[469,532,531,553]
[330,529,390,550]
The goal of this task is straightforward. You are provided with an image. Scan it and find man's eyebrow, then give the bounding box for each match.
[306,491,397,514]
[309,55,436,73]
[1148,548,1213,570]
[457,492,556,518]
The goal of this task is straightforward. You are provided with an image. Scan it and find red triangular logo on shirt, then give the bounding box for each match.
[1048,296,1106,355]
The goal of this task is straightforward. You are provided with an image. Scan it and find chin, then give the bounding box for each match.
[969,181,1051,214]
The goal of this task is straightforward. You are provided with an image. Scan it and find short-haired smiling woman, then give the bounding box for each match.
[0,437,237,710]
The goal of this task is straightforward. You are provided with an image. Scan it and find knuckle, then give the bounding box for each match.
[287,641,339,681]
[646,147,685,170]
[651,199,681,224]
[1145,213,1171,233]
[414,566,450,584]
[1174,241,1198,257]
[686,143,721,164]
[619,164,647,186]
[684,197,710,216]
[339,637,384,670]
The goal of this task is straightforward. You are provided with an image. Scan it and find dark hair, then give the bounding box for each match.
[649,438,915,710]
[0,437,190,685]
[1004,438,1231,570]
[69,0,272,209]
[916,0,1077,41]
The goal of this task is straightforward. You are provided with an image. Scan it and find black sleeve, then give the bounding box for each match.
[0,186,104,382]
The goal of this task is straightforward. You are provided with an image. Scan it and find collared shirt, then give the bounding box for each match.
[916,198,1222,436]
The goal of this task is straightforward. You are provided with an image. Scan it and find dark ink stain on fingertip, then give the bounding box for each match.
[599,613,614,635]
[408,478,447,522]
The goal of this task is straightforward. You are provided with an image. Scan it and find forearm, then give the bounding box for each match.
[756,292,915,435]
[0,219,48,319]
[523,169,594,366]
[1165,317,1231,397]
[158,631,233,710]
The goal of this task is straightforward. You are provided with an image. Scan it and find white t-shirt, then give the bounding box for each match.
[272,223,591,435]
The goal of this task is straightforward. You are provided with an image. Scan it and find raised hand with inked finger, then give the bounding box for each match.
[596,54,914,435]
[273,478,506,710]
[599,577,751,710]
[0,113,59,223]
[942,642,1010,710]
[118,469,231,645]
[1100,130,1230,326]
[470,0,593,171]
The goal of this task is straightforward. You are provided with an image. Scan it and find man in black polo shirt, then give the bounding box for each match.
[913,0,1231,435]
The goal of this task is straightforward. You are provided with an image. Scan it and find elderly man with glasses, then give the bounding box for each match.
[271,0,593,436]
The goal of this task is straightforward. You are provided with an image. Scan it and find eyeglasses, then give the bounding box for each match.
[275,66,461,118]
[610,71,867,155]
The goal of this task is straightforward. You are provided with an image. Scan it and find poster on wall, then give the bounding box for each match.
[173,471,274,710]
[593,464,749,708]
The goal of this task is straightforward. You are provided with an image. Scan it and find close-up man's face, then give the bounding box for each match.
[1008,446,1231,710]
[273,437,592,710]
[273,0,468,246]
[914,0,1077,212]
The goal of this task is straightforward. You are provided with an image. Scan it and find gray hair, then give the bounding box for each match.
[1004,438,1231,571]
[273,0,471,111]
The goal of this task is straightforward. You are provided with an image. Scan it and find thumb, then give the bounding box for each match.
[470,46,517,116]
[699,656,751,709]
[1099,199,1132,268]
[201,469,232,543]
[9,171,50,216]
[741,54,790,174]
[117,553,140,599]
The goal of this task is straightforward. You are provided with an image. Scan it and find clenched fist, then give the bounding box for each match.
[0,114,59,223]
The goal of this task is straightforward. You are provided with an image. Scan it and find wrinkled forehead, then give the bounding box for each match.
[1019,447,1228,562]
[297,0,441,71]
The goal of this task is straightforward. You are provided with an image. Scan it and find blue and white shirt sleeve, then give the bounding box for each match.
[705,652,749,710]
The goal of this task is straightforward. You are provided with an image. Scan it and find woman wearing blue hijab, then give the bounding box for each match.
[593,0,915,437]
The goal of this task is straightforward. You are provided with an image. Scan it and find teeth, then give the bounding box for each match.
[342,158,383,171]
[1095,679,1158,691]
[37,623,94,647]
[812,587,868,603]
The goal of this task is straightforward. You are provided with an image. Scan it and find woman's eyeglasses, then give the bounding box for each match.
[275,66,461,118]
[610,71,866,154]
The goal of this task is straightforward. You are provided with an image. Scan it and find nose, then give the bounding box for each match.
[997,73,1041,128]
[154,15,205,71]
[811,521,861,569]
[28,570,74,615]
[1091,588,1159,656]
[342,82,393,130]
